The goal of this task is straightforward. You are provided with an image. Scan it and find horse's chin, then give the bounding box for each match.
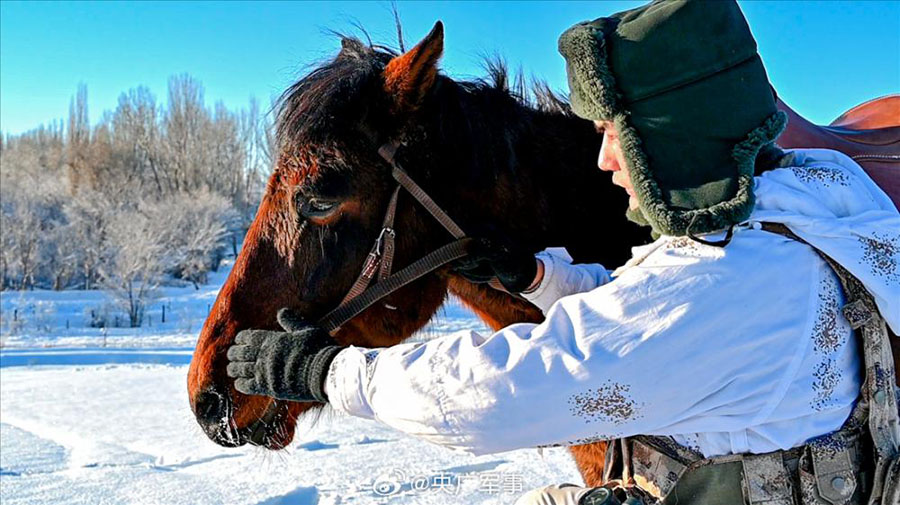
[245,400,298,450]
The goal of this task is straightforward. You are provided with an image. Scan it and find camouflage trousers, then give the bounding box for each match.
[513,483,594,505]
[513,482,652,505]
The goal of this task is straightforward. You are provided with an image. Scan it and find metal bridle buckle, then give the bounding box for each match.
[374,227,396,256]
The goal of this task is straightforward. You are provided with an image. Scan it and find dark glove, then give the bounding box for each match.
[452,238,538,293]
[226,308,344,402]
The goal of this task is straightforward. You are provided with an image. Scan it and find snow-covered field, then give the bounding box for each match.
[0,262,583,505]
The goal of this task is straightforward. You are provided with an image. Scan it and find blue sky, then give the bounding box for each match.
[1,1,897,135]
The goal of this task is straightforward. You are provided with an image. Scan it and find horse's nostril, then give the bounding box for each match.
[194,390,226,426]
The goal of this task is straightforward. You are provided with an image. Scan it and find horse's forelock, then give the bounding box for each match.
[274,34,569,159]
[275,41,394,154]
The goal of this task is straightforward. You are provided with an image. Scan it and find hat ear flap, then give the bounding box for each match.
[383,21,443,113]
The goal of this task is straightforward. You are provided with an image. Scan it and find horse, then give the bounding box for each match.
[187,22,899,487]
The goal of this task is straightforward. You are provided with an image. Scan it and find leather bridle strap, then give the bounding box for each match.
[382,144,467,240]
[336,185,400,305]
[318,238,471,334]
[316,142,472,335]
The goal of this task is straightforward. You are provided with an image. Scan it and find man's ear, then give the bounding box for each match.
[383,21,444,113]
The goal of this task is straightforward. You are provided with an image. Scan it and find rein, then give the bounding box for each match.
[316,142,473,334]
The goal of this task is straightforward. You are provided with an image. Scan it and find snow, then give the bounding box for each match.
[0,261,584,504]
[0,264,232,350]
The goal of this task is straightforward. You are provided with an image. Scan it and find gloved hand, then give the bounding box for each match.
[226,308,344,403]
[452,238,539,294]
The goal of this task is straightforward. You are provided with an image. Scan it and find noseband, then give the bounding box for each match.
[316,142,473,334]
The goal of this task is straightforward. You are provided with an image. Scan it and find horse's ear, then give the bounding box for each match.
[383,21,443,112]
[339,38,368,59]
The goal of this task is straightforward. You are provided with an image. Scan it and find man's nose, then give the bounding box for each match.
[597,133,619,172]
[598,148,618,172]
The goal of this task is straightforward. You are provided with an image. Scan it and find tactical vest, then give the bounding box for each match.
[596,224,900,505]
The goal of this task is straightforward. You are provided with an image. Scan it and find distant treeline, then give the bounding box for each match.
[0,75,273,326]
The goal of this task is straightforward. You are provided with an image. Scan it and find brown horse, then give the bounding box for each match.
[187,23,899,486]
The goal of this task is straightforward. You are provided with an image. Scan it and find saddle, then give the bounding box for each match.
[776,95,900,210]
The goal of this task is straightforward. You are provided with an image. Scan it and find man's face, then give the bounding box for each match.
[595,120,639,211]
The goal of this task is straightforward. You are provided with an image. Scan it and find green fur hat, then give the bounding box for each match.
[559,0,787,236]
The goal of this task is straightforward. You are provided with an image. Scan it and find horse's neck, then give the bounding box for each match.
[445,111,622,489]
[445,110,645,324]
[500,113,645,266]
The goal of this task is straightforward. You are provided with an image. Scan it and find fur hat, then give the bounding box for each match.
[559,0,787,236]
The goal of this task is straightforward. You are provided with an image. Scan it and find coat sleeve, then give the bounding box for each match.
[522,251,611,314]
[323,250,807,456]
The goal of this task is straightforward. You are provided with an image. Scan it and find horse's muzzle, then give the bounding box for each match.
[193,387,244,447]
[192,385,289,448]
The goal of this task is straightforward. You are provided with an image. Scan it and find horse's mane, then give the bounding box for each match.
[275,37,570,154]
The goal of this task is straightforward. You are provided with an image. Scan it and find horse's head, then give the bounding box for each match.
[188,22,500,448]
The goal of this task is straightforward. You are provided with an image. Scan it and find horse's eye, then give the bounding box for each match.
[301,198,339,219]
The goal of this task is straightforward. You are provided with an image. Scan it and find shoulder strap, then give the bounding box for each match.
[761,222,899,505]
[760,222,899,459]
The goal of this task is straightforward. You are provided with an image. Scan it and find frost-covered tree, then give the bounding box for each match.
[1,76,269,296]
[100,205,166,327]
[0,128,67,289]
[63,189,113,290]
[67,83,92,193]
[150,190,235,287]
[109,86,163,198]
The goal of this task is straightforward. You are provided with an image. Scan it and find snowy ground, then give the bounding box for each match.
[0,262,583,505]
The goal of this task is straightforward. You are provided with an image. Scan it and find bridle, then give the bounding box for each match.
[316,141,473,335]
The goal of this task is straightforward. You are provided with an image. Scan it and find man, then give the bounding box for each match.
[226,1,899,503]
